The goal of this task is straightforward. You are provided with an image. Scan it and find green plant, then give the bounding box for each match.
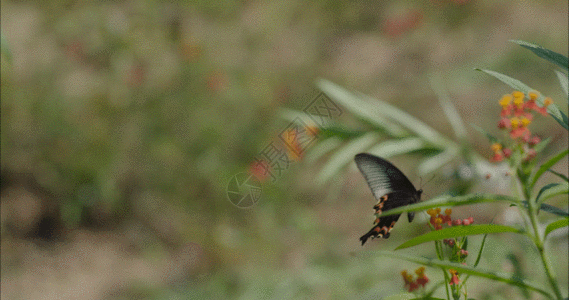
[288,40,567,299]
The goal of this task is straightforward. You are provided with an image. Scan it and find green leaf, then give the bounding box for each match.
[544,218,569,239]
[470,124,499,144]
[475,69,568,130]
[356,251,553,299]
[317,79,408,137]
[518,201,569,217]
[555,70,568,98]
[430,75,468,140]
[535,183,561,203]
[373,193,521,218]
[304,137,342,165]
[531,137,551,154]
[510,40,569,71]
[530,149,568,189]
[395,225,523,250]
[462,232,490,286]
[536,182,569,206]
[316,132,379,184]
[366,137,426,159]
[358,92,455,147]
[547,169,569,182]
[1,32,12,63]
[317,126,365,139]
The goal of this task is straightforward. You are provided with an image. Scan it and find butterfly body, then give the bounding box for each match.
[354,153,422,245]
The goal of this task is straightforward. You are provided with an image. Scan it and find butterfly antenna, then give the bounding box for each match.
[419,174,436,199]
[421,174,436,190]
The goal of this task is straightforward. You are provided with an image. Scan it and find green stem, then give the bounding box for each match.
[521,172,563,300]
[435,240,451,300]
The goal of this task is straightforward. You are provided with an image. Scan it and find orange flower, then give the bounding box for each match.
[449,269,460,285]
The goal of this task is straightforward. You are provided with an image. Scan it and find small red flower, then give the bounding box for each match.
[449,269,460,285]
[502,148,512,158]
[492,152,504,162]
[529,136,541,146]
[498,118,510,129]
[249,160,271,182]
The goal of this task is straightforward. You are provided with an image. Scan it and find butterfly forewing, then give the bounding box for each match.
[354,153,422,245]
[354,153,417,199]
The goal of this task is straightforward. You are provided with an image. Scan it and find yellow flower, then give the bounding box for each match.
[510,117,519,129]
[521,117,531,127]
[544,97,553,106]
[445,208,452,216]
[511,91,524,98]
[491,143,502,153]
[528,90,540,100]
[499,95,512,108]
[513,96,524,108]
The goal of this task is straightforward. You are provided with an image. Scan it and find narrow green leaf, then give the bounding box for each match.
[430,75,468,140]
[535,183,560,203]
[536,182,569,206]
[317,79,408,137]
[544,218,569,238]
[366,138,426,159]
[531,137,551,154]
[358,92,455,147]
[304,137,342,165]
[395,225,523,250]
[317,126,365,139]
[316,132,379,184]
[530,149,569,189]
[374,193,521,218]
[510,40,569,71]
[475,69,568,130]
[356,251,553,298]
[555,70,568,98]
[518,201,569,217]
[547,169,569,182]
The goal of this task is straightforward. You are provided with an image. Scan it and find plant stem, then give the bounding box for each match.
[526,199,563,300]
[524,171,563,300]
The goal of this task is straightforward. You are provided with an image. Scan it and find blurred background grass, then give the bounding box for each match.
[1,0,567,299]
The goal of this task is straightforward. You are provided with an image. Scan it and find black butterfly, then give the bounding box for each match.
[354,153,422,245]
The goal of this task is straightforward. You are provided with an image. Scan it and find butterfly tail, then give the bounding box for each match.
[359,224,392,245]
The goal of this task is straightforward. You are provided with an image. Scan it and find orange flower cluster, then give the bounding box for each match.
[401,267,429,292]
[492,90,552,162]
[427,208,474,230]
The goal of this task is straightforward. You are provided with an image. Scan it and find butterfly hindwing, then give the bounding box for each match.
[355,153,422,245]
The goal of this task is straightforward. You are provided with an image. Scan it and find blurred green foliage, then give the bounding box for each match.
[1,0,567,299]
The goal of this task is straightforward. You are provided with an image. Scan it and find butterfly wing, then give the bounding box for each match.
[354,153,422,245]
[354,153,417,198]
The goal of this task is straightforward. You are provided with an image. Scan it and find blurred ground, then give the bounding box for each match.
[1,1,568,299]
